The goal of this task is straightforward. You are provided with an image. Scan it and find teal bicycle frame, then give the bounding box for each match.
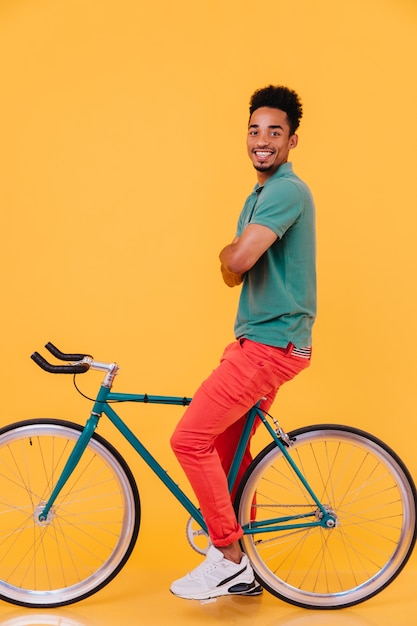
[39,382,336,534]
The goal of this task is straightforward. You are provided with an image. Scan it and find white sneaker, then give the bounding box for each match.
[170,546,261,600]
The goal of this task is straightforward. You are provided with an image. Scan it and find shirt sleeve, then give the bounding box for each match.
[250,180,303,238]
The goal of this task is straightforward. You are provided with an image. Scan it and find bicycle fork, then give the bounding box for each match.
[38,414,99,523]
[36,383,117,523]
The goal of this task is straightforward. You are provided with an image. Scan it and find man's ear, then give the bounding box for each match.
[289,134,298,149]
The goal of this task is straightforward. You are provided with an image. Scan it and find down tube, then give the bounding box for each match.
[103,403,206,531]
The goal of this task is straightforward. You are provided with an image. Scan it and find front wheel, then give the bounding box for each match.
[236,424,417,609]
[0,419,140,607]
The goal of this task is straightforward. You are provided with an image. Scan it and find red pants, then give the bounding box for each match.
[170,339,310,546]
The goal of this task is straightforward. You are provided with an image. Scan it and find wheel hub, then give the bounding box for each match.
[34,502,55,526]
[315,505,338,527]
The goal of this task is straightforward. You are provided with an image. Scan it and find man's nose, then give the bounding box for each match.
[256,133,269,145]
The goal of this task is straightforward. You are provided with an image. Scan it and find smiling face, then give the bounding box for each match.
[247,107,298,184]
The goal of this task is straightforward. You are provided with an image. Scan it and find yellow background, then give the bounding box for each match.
[1,0,417,602]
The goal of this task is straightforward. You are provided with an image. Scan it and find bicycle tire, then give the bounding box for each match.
[235,424,417,609]
[0,419,140,608]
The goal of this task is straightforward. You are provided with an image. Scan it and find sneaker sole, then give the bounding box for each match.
[229,582,263,596]
[170,579,262,601]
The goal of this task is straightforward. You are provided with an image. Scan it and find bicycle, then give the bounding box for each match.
[0,342,415,610]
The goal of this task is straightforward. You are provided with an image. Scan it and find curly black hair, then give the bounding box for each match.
[249,85,303,135]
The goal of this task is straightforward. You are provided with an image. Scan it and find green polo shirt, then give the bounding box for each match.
[234,162,316,348]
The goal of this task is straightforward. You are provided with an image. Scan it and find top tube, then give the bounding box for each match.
[107,392,192,406]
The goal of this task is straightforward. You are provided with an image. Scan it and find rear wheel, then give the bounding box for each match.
[236,424,417,609]
[0,419,140,607]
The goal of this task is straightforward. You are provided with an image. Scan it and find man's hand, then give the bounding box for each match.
[220,263,243,287]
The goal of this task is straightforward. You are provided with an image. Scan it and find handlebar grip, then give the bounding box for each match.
[45,342,91,362]
[31,351,90,374]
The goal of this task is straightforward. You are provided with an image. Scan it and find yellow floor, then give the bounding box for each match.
[0,551,415,626]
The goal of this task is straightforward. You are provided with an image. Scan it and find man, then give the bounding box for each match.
[170,85,316,600]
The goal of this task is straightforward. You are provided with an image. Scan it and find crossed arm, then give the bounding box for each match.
[219,223,278,287]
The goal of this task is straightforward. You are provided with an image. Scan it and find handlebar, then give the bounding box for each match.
[31,342,92,374]
[44,342,90,362]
